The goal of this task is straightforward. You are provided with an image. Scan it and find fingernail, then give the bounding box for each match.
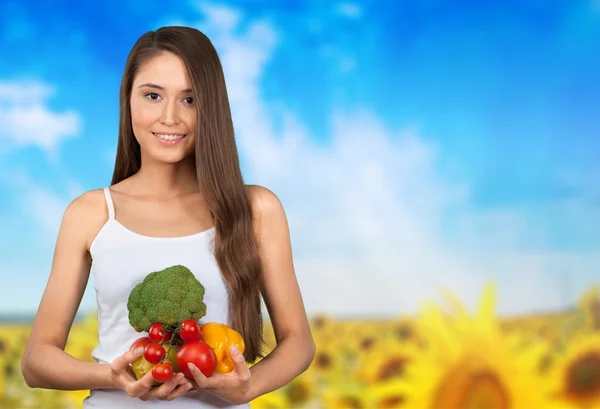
[134,347,144,354]
[230,345,238,355]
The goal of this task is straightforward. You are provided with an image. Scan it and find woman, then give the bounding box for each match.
[21,26,316,408]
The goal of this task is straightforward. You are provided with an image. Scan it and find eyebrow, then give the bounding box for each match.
[137,83,192,93]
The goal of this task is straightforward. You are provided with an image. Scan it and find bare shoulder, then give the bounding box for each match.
[64,188,106,219]
[246,184,286,222]
[62,188,109,250]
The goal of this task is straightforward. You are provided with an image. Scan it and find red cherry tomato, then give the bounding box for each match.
[144,342,166,364]
[179,319,201,342]
[149,323,172,343]
[163,330,173,341]
[130,336,152,351]
[152,363,174,383]
[176,340,217,379]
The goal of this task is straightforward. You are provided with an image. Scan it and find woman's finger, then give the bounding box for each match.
[188,363,220,389]
[126,367,156,397]
[111,347,145,373]
[229,346,251,381]
[139,372,186,401]
[162,380,195,401]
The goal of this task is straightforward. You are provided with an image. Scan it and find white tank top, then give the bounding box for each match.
[82,187,249,409]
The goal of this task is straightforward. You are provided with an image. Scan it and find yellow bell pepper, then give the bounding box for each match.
[201,322,245,373]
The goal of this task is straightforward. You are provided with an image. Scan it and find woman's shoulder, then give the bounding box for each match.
[67,176,132,213]
[62,188,111,249]
[245,184,287,223]
[246,184,283,210]
[66,188,107,216]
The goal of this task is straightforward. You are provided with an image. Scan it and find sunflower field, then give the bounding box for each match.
[1,283,599,409]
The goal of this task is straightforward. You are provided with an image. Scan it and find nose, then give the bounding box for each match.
[159,99,180,126]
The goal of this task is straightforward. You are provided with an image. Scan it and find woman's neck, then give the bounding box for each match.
[131,156,199,197]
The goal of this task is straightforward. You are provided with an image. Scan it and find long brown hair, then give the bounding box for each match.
[111,26,264,362]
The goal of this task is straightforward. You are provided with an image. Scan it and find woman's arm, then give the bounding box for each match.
[245,185,316,400]
[185,186,316,404]
[21,190,116,391]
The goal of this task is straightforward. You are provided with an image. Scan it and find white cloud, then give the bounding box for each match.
[242,109,573,317]
[0,80,81,153]
[173,6,597,318]
[336,2,362,19]
[315,45,356,73]
[0,169,98,315]
[0,81,52,101]
[6,172,69,241]
[195,2,243,33]
[27,187,68,240]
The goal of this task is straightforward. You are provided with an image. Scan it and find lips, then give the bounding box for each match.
[152,132,187,145]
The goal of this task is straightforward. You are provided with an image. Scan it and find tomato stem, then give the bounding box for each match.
[162,326,180,363]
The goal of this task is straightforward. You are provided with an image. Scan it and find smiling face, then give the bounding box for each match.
[130,51,197,165]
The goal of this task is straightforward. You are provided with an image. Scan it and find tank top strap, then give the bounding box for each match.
[103,187,115,219]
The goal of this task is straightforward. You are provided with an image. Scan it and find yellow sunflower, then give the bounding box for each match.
[0,332,74,408]
[280,373,318,407]
[0,335,7,397]
[354,337,417,386]
[310,314,341,339]
[387,315,425,349]
[341,329,385,378]
[309,332,347,382]
[537,344,558,376]
[250,390,289,409]
[321,381,369,409]
[549,332,600,408]
[343,319,379,341]
[366,379,407,408]
[395,283,552,409]
[578,287,600,331]
[353,333,380,354]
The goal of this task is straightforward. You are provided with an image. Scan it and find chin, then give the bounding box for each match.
[139,134,195,164]
[149,150,194,165]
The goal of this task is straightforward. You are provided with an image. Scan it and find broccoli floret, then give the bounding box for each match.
[127,265,207,332]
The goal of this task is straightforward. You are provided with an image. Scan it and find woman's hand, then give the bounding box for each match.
[187,345,253,405]
[110,347,194,401]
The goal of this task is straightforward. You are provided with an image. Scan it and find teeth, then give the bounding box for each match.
[155,133,185,140]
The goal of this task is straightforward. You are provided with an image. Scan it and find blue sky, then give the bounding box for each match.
[1,0,599,319]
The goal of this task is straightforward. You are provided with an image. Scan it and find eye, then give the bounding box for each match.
[183,96,194,104]
[145,92,161,101]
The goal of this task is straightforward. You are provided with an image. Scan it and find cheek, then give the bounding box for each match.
[183,111,197,137]
[130,100,156,131]
[182,109,196,127]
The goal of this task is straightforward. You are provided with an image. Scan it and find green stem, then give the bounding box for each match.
[160,324,182,363]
